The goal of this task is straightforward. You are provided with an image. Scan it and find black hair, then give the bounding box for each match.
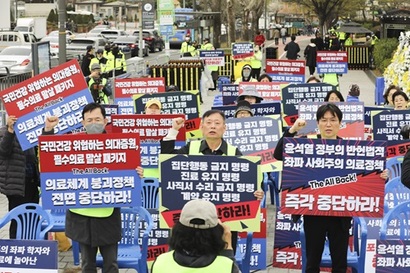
[202,109,226,122]
[291,35,296,41]
[316,103,343,122]
[400,125,410,139]
[168,222,226,255]
[166,85,180,92]
[81,102,106,119]
[392,90,409,104]
[258,74,272,82]
[306,76,321,83]
[383,85,401,105]
[324,90,345,102]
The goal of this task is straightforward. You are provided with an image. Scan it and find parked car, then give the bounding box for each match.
[47,30,76,40]
[0,31,37,52]
[39,36,67,57]
[168,30,188,49]
[0,46,33,75]
[112,36,149,57]
[66,37,108,58]
[100,29,127,42]
[132,30,164,53]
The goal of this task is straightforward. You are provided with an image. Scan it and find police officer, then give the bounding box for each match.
[180,34,195,57]
[86,63,112,104]
[89,49,108,77]
[106,45,126,77]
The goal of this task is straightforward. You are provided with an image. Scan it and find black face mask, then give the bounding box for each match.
[112,48,119,55]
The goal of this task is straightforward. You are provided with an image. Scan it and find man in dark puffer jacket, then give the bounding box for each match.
[0,115,40,238]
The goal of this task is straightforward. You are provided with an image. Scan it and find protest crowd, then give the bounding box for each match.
[0,25,410,273]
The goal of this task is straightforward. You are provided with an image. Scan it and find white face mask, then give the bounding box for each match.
[85,123,105,134]
[243,70,251,78]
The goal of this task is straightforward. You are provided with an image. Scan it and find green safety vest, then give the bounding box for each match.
[144,168,159,178]
[152,251,233,273]
[70,207,114,218]
[201,43,214,50]
[105,52,126,72]
[250,51,262,69]
[188,140,237,156]
[201,44,218,71]
[322,73,339,88]
[89,57,107,73]
[344,37,353,46]
[88,77,109,104]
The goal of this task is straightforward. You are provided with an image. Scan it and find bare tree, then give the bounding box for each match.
[250,0,265,34]
[227,0,236,45]
[287,0,348,34]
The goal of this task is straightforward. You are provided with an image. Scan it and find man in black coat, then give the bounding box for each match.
[81,45,95,77]
[284,35,300,60]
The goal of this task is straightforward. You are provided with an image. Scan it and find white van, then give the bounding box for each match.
[0,31,37,52]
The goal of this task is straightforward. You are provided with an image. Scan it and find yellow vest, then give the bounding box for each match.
[89,57,107,73]
[188,140,237,156]
[70,208,114,218]
[152,251,233,273]
[250,51,262,69]
[88,77,109,104]
[344,37,353,46]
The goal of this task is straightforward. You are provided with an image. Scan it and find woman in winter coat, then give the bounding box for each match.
[304,38,317,76]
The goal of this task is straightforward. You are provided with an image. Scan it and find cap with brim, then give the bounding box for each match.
[237,86,263,103]
[96,49,104,54]
[235,100,253,117]
[145,98,162,109]
[91,63,101,70]
[179,199,219,229]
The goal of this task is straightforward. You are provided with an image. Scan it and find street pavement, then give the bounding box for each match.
[0,34,378,273]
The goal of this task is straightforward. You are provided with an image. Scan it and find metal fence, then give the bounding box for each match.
[0,72,32,126]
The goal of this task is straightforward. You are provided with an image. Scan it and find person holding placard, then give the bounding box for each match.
[161,109,264,253]
[0,116,40,239]
[274,103,352,273]
[43,103,144,273]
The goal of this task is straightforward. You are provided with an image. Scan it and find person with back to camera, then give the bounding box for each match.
[151,199,240,273]
[274,103,352,273]
[346,84,360,102]
[304,38,317,76]
[284,35,300,60]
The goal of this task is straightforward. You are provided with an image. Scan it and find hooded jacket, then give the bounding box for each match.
[234,64,257,84]
[0,127,39,196]
[304,43,317,67]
